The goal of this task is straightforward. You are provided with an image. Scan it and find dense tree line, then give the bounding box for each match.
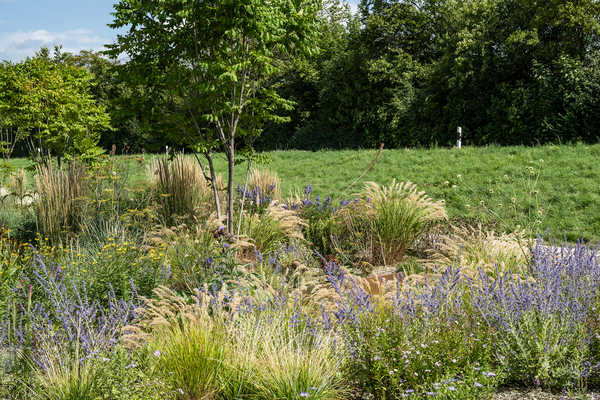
[2,0,600,155]
[260,0,600,149]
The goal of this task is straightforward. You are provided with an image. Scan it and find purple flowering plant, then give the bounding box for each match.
[324,236,600,396]
[1,253,139,372]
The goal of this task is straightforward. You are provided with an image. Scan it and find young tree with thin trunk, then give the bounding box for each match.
[108,0,320,232]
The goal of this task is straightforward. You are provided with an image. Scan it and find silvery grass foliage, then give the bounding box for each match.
[325,237,600,392]
[1,252,139,370]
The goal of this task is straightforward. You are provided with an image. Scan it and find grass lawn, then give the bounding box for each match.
[3,143,600,242]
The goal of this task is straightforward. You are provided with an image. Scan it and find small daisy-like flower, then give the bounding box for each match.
[300,392,309,398]
[153,350,161,357]
[177,388,184,395]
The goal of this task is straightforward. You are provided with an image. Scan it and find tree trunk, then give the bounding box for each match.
[226,138,235,233]
[205,153,222,221]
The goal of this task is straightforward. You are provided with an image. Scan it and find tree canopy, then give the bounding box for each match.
[107,0,321,230]
[0,48,111,162]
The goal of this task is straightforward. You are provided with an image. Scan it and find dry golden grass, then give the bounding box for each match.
[148,153,213,219]
[248,168,281,200]
[8,169,27,199]
[427,224,530,277]
[363,180,447,222]
[35,163,87,240]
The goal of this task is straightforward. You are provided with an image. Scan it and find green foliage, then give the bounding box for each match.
[73,238,166,305]
[491,311,591,390]
[0,48,111,162]
[260,0,600,149]
[32,359,97,400]
[108,0,321,231]
[343,308,501,399]
[149,319,227,399]
[332,181,446,265]
[91,347,169,400]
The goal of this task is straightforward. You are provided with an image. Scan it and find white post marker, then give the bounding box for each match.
[456,126,462,149]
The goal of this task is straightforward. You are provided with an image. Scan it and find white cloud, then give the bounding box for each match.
[0,29,113,61]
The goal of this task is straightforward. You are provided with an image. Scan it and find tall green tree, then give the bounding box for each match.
[108,0,320,231]
[0,48,111,164]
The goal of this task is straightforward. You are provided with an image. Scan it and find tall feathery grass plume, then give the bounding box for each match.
[35,163,87,241]
[147,153,213,221]
[248,168,281,201]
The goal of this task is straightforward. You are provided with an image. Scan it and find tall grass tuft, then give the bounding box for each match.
[151,153,211,222]
[242,204,306,254]
[7,169,30,206]
[30,347,97,400]
[333,180,447,265]
[229,310,346,400]
[124,285,348,400]
[248,168,281,201]
[427,224,530,277]
[35,163,87,241]
[150,317,226,399]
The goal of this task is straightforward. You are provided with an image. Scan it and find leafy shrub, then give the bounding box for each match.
[91,346,169,400]
[326,262,499,399]
[164,226,246,292]
[325,237,600,393]
[471,240,600,390]
[74,238,167,304]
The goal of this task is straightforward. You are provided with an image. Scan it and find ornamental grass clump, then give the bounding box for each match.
[29,346,98,400]
[248,168,281,201]
[241,204,306,254]
[123,284,348,400]
[35,163,87,241]
[150,153,211,222]
[332,180,447,266]
[428,224,530,277]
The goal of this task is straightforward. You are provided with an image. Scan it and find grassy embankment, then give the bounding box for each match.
[3,143,599,242]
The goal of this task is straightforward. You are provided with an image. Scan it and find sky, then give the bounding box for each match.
[0,0,122,61]
[0,0,359,62]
